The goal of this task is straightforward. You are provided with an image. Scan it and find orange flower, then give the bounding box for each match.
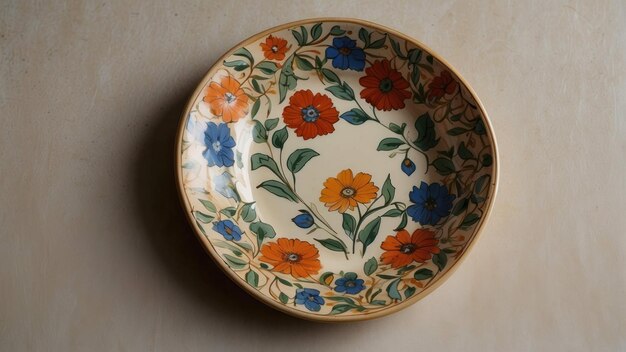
[320,169,379,213]
[259,238,321,278]
[282,89,339,140]
[260,35,290,61]
[203,74,249,122]
[380,229,440,268]
[359,59,411,111]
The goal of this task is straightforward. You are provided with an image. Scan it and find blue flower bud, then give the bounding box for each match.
[292,211,314,228]
[401,158,416,176]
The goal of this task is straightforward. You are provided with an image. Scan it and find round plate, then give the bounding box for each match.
[176,18,498,322]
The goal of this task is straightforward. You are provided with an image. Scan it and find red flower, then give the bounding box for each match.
[260,35,290,61]
[428,70,458,99]
[359,59,411,111]
[380,229,440,268]
[282,90,339,140]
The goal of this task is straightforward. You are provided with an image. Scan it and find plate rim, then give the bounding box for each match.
[174,17,500,322]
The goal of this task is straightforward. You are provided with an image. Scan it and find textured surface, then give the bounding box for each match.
[1,1,625,351]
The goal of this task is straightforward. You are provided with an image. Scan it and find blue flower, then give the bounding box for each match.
[295,288,325,312]
[203,122,235,167]
[325,36,365,71]
[212,220,242,241]
[213,171,240,202]
[334,272,365,295]
[292,210,314,229]
[401,158,416,176]
[407,182,456,225]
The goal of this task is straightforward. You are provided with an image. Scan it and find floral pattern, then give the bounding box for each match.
[380,229,440,268]
[260,34,291,61]
[359,59,411,111]
[179,21,496,319]
[282,89,339,140]
[204,74,249,122]
[202,122,235,167]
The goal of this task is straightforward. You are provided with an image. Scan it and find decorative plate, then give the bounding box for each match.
[176,18,498,321]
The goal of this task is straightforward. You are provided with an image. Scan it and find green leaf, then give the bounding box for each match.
[245,270,259,287]
[451,197,469,216]
[277,276,292,286]
[388,122,406,134]
[342,213,356,239]
[193,211,214,223]
[257,61,279,75]
[432,252,447,271]
[321,68,340,84]
[481,154,493,167]
[407,49,423,65]
[369,35,386,49]
[330,304,353,315]
[405,286,416,298]
[426,55,434,64]
[390,38,404,58]
[257,180,298,202]
[329,25,346,36]
[475,174,490,193]
[199,199,216,213]
[432,158,456,175]
[461,213,480,228]
[474,119,486,135]
[371,300,386,306]
[386,279,402,300]
[292,29,304,45]
[315,238,346,252]
[447,127,469,136]
[414,113,439,151]
[299,26,308,45]
[340,108,370,125]
[278,56,296,103]
[325,84,354,100]
[252,121,267,143]
[249,220,276,246]
[251,79,263,94]
[233,47,254,65]
[241,203,256,222]
[279,292,289,304]
[414,268,434,280]
[364,257,378,276]
[377,138,405,151]
[381,175,395,205]
[311,22,323,40]
[287,148,319,173]
[250,153,281,177]
[377,274,398,280]
[223,60,249,71]
[458,142,474,160]
[294,55,314,71]
[219,207,236,217]
[223,254,247,270]
[326,296,356,304]
[251,99,261,119]
[264,118,279,131]
[382,209,403,217]
[394,211,408,231]
[272,126,288,149]
[358,217,382,253]
[358,28,370,46]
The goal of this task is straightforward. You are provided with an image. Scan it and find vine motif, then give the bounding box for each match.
[180,22,493,316]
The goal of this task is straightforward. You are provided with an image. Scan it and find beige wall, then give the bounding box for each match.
[1,1,625,351]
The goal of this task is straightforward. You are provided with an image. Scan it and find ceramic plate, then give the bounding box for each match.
[176,18,498,321]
